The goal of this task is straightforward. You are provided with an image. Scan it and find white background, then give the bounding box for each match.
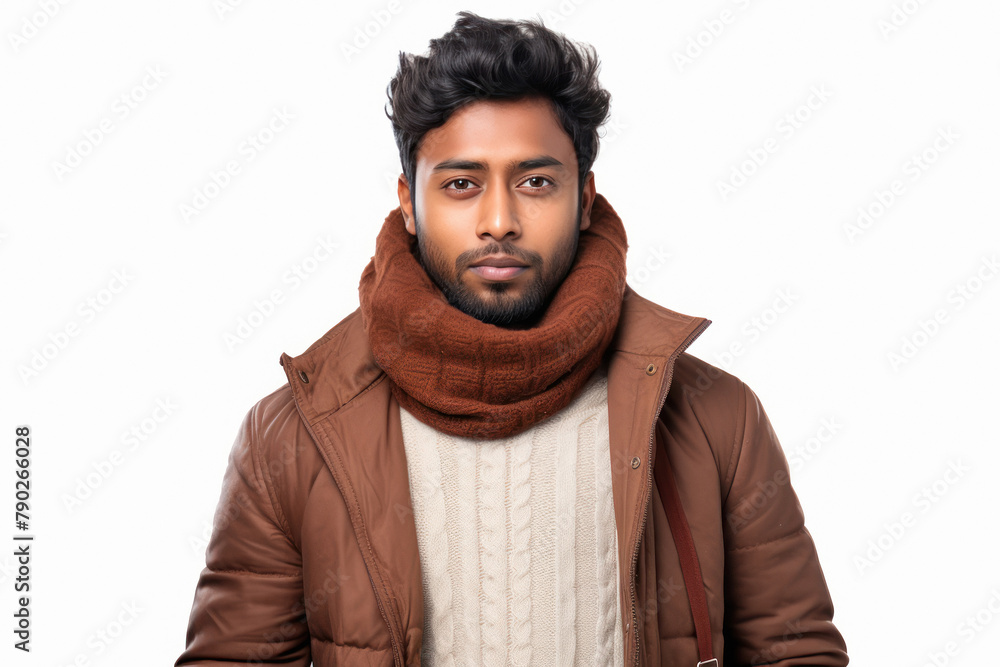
[2,0,998,664]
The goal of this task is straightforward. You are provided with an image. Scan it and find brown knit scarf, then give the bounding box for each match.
[358,192,628,440]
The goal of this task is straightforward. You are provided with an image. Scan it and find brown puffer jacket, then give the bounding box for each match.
[176,286,849,666]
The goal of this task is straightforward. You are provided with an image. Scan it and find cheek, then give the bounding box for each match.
[421,228,461,274]
[538,223,576,257]
[421,214,469,265]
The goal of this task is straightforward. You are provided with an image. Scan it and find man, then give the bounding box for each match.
[176,11,849,666]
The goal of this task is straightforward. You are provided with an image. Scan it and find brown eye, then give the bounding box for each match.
[453,179,470,189]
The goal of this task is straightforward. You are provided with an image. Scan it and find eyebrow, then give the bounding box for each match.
[431,155,567,173]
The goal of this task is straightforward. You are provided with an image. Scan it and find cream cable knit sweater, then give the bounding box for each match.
[400,363,624,666]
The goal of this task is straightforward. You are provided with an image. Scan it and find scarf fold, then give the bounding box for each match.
[358,192,628,439]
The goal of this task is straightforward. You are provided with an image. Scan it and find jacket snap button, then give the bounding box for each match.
[631,456,641,469]
[298,369,309,383]
[645,363,656,375]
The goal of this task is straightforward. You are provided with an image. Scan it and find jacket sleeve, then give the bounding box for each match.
[720,381,849,667]
[175,405,310,665]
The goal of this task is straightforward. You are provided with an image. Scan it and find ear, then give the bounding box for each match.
[578,171,596,231]
[397,174,416,235]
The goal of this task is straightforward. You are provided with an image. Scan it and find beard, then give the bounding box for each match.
[412,205,582,329]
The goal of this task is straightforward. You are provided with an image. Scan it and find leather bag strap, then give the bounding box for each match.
[654,443,717,666]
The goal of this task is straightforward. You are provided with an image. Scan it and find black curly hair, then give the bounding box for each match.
[385,11,612,210]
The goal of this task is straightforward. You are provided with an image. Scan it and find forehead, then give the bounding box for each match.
[416,97,575,168]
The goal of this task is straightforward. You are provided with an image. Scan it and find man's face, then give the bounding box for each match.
[397,96,596,328]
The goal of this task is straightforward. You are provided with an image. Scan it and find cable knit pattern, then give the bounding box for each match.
[401,426,455,665]
[594,396,624,665]
[554,399,577,665]
[400,363,624,666]
[508,435,532,665]
[478,441,506,665]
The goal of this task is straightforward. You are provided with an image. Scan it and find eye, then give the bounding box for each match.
[445,178,476,191]
[523,176,554,189]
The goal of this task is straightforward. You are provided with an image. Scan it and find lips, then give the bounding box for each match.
[469,254,529,281]
[470,265,527,280]
[470,255,528,268]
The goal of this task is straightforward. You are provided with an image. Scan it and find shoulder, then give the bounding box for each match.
[663,352,765,496]
[232,382,320,546]
[241,306,378,463]
[230,383,305,491]
[245,383,299,444]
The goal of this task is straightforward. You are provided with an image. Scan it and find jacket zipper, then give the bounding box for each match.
[281,360,405,666]
[627,320,712,667]
[368,561,404,666]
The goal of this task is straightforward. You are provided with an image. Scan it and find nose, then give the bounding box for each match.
[475,185,521,242]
